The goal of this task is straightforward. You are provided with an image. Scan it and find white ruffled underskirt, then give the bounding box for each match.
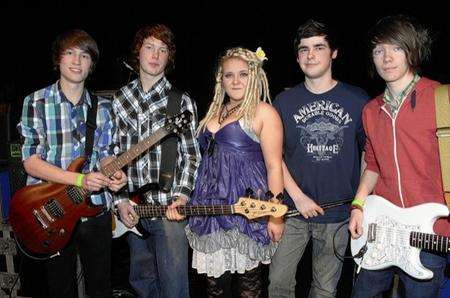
[186,227,276,278]
[192,247,271,278]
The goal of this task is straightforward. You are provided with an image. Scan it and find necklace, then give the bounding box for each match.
[219,104,241,124]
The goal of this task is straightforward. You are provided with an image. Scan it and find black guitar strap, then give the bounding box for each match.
[158,88,183,192]
[85,93,98,159]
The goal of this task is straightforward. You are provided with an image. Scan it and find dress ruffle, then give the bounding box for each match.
[186,227,277,278]
[186,226,278,261]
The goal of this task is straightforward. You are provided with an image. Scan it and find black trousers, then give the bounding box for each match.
[45,211,112,298]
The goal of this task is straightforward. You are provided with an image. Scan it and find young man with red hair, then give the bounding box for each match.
[113,24,201,297]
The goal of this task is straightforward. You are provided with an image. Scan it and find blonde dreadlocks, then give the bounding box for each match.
[198,47,271,132]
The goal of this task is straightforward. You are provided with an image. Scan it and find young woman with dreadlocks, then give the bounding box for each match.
[185,47,284,297]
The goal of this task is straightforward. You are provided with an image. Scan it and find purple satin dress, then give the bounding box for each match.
[186,120,276,263]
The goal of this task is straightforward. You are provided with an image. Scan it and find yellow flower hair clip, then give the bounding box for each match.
[255,47,268,62]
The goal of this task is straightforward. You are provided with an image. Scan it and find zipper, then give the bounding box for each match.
[381,105,405,207]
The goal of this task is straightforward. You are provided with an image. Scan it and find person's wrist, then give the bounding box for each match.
[350,198,364,213]
[76,174,85,187]
[115,199,130,207]
[269,216,284,223]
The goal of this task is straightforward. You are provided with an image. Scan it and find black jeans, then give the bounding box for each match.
[45,211,112,298]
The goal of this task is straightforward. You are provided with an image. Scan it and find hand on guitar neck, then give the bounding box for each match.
[79,172,112,191]
[116,195,188,228]
[166,196,188,221]
[292,193,325,219]
[99,156,128,192]
[116,201,139,228]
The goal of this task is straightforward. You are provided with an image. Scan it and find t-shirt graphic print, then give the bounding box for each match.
[294,100,352,162]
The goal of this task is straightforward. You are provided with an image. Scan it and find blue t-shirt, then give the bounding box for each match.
[273,82,369,223]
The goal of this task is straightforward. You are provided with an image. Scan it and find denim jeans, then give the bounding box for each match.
[440,254,450,298]
[127,218,189,298]
[268,218,349,298]
[352,250,446,298]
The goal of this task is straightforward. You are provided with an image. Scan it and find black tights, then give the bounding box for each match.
[206,265,263,298]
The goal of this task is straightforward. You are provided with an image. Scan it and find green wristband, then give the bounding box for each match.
[351,198,364,208]
[76,174,85,188]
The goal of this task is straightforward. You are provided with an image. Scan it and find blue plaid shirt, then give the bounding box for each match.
[18,81,116,207]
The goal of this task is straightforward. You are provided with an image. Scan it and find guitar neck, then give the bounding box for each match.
[101,128,169,177]
[134,204,235,218]
[410,231,450,253]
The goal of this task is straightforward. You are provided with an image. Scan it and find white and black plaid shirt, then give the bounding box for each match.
[112,77,201,205]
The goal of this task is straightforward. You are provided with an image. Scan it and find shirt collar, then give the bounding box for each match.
[54,80,91,107]
[137,76,171,98]
[382,73,420,115]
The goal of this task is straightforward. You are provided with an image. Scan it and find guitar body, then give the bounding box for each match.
[9,157,102,256]
[351,195,449,280]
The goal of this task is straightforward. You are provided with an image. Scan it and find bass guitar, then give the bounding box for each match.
[350,195,450,280]
[112,197,288,238]
[9,111,192,257]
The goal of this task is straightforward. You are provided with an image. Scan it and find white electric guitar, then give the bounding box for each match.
[112,197,288,238]
[351,195,450,280]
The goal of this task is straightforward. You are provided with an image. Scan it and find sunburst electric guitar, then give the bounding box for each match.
[9,111,192,257]
[351,195,450,280]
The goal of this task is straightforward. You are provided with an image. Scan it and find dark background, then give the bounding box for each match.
[1,0,450,142]
[0,0,449,297]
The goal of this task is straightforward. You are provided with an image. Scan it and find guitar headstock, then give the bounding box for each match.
[233,197,288,219]
[165,110,193,134]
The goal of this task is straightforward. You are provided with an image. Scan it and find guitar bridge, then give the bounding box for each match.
[33,210,48,229]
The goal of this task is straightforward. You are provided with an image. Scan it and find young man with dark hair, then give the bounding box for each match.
[18,29,127,297]
[269,19,369,297]
[349,15,449,298]
[113,23,201,298]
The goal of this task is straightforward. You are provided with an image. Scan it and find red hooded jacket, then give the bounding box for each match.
[363,77,450,235]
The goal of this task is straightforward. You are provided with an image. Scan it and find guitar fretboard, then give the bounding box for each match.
[134,204,234,218]
[101,128,169,177]
[410,231,450,253]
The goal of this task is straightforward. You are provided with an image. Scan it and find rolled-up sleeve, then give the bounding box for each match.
[173,93,201,200]
[362,108,379,174]
[96,100,116,160]
[19,95,47,161]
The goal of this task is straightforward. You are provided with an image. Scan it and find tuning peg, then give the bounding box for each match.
[276,192,283,201]
[265,191,274,200]
[245,188,255,198]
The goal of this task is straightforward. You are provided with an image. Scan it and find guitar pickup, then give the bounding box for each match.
[40,206,56,223]
[368,223,377,242]
[44,199,65,219]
